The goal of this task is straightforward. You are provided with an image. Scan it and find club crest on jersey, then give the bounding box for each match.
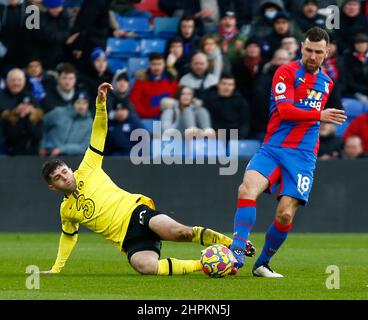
[275,82,286,94]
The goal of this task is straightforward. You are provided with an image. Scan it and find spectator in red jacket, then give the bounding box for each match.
[130,52,178,119]
[343,113,368,152]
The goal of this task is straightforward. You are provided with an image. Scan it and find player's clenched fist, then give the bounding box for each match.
[97,82,113,102]
[320,108,347,125]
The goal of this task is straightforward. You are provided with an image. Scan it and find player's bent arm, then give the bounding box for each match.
[50,232,79,273]
[277,102,321,122]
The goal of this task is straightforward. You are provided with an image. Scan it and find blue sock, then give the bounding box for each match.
[255,219,292,268]
[230,199,256,251]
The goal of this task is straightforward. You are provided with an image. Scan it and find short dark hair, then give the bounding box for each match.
[57,62,77,75]
[148,52,165,62]
[304,27,330,45]
[180,15,196,24]
[220,73,235,81]
[41,159,67,183]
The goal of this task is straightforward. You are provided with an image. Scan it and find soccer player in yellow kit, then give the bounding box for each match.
[40,83,240,276]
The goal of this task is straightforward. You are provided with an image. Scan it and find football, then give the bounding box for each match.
[200,244,236,278]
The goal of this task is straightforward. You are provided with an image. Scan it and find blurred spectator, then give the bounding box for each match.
[294,0,326,33]
[204,73,251,140]
[41,63,78,113]
[343,112,368,152]
[132,0,167,18]
[283,0,338,16]
[253,48,290,136]
[324,34,345,110]
[66,0,118,72]
[341,135,368,159]
[25,58,55,104]
[215,11,247,65]
[249,0,285,39]
[27,0,70,70]
[260,11,301,62]
[0,0,29,72]
[178,16,201,59]
[105,99,144,156]
[335,0,368,54]
[2,95,43,155]
[39,91,92,157]
[200,34,231,82]
[281,36,300,61]
[82,48,113,99]
[343,33,368,101]
[179,52,218,102]
[232,37,263,105]
[160,86,215,138]
[130,52,178,119]
[165,37,190,80]
[318,122,343,160]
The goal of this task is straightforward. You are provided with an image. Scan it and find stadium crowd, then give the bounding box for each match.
[0,0,367,159]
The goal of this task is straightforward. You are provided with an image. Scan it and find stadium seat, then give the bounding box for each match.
[153,17,179,38]
[141,119,155,134]
[115,15,151,37]
[107,57,127,74]
[127,57,149,78]
[140,38,167,56]
[106,38,140,58]
[228,139,261,159]
[342,98,365,118]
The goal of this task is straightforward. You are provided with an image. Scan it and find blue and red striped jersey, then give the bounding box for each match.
[263,60,334,155]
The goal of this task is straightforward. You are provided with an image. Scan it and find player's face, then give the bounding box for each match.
[48,165,77,194]
[301,39,329,73]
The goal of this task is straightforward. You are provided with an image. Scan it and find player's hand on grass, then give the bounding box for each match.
[97,82,113,103]
[321,108,347,125]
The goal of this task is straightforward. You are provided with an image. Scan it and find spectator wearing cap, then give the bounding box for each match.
[107,69,139,119]
[215,11,247,65]
[105,99,144,156]
[39,91,93,157]
[294,0,326,33]
[335,0,368,54]
[0,0,29,71]
[82,48,113,99]
[343,33,368,101]
[232,37,263,105]
[25,58,56,104]
[260,11,301,63]
[130,52,178,119]
[27,0,70,70]
[41,63,78,113]
[249,0,285,39]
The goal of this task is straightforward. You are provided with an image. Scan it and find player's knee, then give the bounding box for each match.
[238,183,256,199]
[132,257,157,275]
[276,211,293,226]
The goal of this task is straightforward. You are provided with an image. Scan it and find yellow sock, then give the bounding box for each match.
[157,258,202,275]
[192,226,232,247]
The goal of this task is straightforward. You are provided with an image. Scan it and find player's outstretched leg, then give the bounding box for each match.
[252,196,299,278]
[129,251,202,276]
[229,171,269,272]
[148,214,232,247]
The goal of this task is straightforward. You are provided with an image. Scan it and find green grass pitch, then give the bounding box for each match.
[0,232,367,300]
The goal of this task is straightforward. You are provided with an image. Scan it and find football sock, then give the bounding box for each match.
[192,226,232,247]
[157,258,202,275]
[255,219,292,268]
[230,199,256,251]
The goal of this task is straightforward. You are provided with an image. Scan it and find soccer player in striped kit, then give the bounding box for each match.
[230,27,347,277]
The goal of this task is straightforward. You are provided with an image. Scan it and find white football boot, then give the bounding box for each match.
[252,263,284,278]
